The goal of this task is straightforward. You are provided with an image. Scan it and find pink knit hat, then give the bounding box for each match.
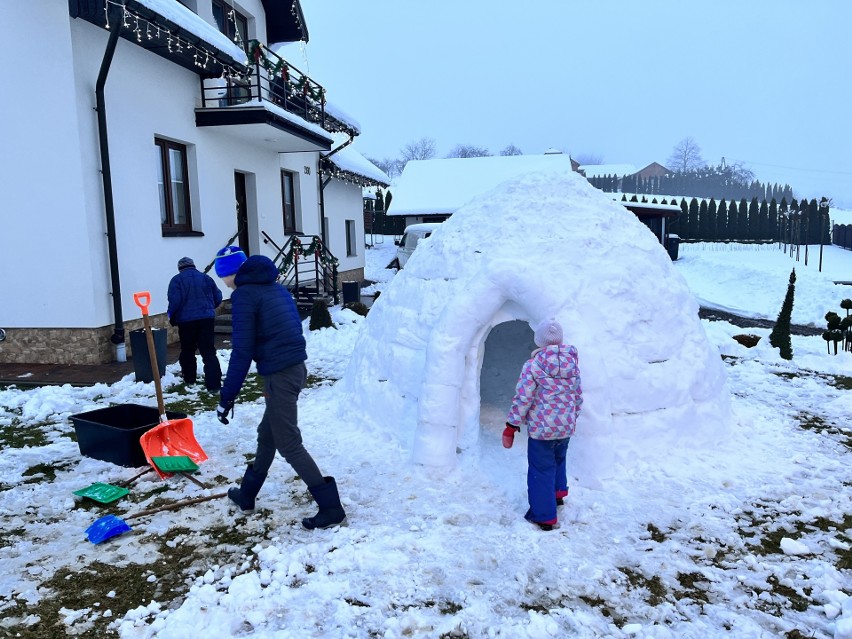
[534,319,563,348]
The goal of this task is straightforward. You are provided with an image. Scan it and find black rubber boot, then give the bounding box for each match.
[302,476,346,529]
[228,465,267,513]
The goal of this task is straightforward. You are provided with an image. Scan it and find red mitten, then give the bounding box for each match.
[503,423,520,448]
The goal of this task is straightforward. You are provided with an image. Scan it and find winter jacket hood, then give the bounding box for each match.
[234,255,279,286]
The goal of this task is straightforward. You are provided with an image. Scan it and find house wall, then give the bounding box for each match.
[323,179,366,282]
[4,3,102,328]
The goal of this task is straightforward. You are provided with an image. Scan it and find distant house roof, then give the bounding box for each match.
[579,163,638,178]
[634,162,670,179]
[323,145,390,187]
[387,154,578,217]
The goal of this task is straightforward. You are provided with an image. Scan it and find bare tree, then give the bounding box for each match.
[446,144,491,158]
[500,144,523,156]
[400,137,437,163]
[667,137,705,172]
[573,153,604,166]
[367,156,403,179]
[726,160,755,185]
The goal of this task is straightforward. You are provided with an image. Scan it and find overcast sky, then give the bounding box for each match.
[294,1,851,206]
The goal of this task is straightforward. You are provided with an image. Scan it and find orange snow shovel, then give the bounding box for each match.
[133,291,208,480]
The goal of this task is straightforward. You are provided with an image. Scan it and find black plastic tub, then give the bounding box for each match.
[71,404,187,467]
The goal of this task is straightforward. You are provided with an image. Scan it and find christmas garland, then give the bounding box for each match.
[280,236,339,273]
[247,40,325,104]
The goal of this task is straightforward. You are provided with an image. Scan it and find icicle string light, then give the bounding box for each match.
[101,0,246,75]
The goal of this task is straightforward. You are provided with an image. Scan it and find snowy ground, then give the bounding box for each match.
[0,238,851,639]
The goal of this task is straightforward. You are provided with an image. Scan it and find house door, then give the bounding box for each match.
[234,172,250,255]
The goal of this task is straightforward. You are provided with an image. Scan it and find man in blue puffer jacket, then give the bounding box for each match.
[213,246,346,530]
[167,257,223,391]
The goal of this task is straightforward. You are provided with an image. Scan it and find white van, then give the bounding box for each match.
[394,223,441,267]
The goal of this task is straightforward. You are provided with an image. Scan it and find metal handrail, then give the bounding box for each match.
[261,231,340,305]
[199,41,355,136]
[203,225,244,274]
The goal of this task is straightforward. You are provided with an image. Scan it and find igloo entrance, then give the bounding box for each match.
[478,320,536,437]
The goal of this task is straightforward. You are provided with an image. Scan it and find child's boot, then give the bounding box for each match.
[228,464,266,513]
[302,476,346,529]
[556,489,569,506]
[533,518,558,531]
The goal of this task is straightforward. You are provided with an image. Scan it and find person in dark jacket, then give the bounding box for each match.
[167,256,223,391]
[213,246,346,530]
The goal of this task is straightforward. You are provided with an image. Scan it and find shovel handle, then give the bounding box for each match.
[116,467,154,488]
[133,291,166,416]
[133,291,151,315]
[124,492,228,521]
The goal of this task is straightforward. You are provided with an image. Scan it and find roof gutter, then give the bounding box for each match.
[96,5,127,362]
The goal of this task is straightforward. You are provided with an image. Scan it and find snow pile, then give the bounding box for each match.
[341,170,730,485]
[677,242,852,326]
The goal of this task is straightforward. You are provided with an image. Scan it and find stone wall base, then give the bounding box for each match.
[0,314,176,365]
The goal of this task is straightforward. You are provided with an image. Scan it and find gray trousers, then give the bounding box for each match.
[251,362,324,488]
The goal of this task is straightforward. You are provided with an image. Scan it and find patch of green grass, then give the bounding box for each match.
[0,419,51,449]
[771,368,852,392]
[675,572,710,603]
[0,527,26,550]
[578,594,622,625]
[618,567,667,606]
[795,412,852,450]
[738,502,851,571]
[162,372,330,416]
[306,374,329,388]
[827,373,852,391]
[21,461,74,485]
[646,523,667,543]
[344,597,370,608]
[767,576,812,612]
[1,515,273,637]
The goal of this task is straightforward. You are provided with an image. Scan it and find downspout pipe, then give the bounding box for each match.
[96,6,126,361]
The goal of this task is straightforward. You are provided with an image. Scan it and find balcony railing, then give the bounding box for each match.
[200,40,354,136]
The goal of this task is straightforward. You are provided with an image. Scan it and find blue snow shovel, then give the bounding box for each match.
[85,492,227,544]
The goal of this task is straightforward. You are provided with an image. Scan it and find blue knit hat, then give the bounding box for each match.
[214,245,247,277]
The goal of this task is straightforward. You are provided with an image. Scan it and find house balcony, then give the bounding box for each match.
[69,1,357,154]
[195,42,359,154]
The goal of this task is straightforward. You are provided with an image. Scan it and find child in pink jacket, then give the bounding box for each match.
[504,319,583,531]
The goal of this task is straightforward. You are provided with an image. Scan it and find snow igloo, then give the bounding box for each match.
[341,170,730,485]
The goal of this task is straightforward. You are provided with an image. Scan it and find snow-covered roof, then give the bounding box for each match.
[579,163,639,178]
[324,100,361,137]
[136,0,248,66]
[325,145,390,187]
[387,154,577,216]
[620,200,682,212]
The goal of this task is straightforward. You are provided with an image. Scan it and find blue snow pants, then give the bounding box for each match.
[525,437,570,523]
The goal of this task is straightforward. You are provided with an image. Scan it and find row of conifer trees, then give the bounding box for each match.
[621,195,831,244]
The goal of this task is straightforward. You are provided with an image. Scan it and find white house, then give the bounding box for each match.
[3,0,388,366]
